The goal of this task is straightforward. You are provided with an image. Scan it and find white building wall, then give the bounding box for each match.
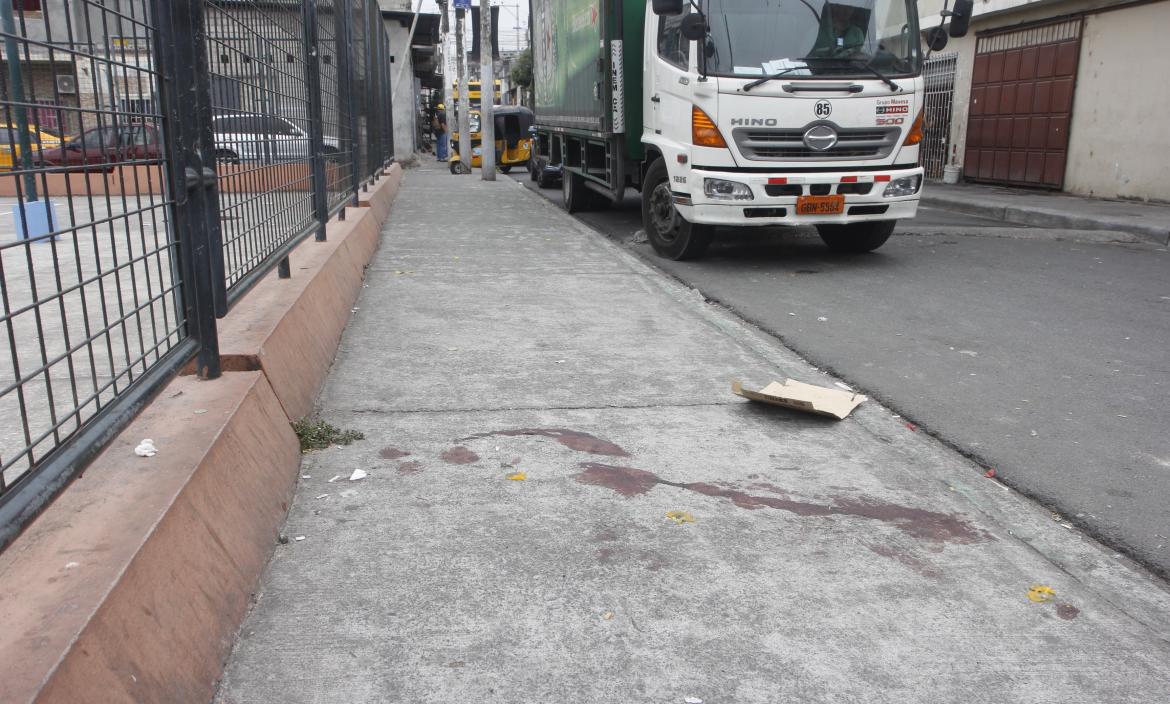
[384,18,419,159]
[919,0,1164,199]
[1064,1,1170,201]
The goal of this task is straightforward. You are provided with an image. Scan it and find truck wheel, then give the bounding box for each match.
[562,170,593,213]
[499,165,513,174]
[815,221,896,253]
[642,159,712,260]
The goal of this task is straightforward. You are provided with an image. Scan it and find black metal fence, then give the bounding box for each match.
[0,0,394,549]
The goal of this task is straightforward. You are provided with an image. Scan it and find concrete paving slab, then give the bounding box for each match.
[216,164,1170,704]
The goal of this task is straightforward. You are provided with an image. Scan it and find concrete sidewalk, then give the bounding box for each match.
[216,163,1170,704]
[921,181,1170,245]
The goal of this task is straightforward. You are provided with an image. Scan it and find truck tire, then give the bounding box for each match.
[562,169,593,213]
[815,221,896,253]
[642,159,712,260]
[499,165,513,174]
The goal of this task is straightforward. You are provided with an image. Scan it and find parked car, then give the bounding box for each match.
[36,123,162,171]
[0,124,62,170]
[212,113,339,164]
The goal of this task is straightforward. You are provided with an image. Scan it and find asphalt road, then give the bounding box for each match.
[516,174,1170,577]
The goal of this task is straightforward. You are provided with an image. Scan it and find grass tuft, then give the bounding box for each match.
[292,418,365,452]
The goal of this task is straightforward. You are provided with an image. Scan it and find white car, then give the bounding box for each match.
[212,113,340,164]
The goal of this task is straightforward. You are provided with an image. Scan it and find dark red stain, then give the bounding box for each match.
[573,463,990,545]
[1056,603,1080,620]
[576,463,659,497]
[379,447,411,459]
[460,428,629,457]
[440,446,480,465]
[397,460,423,475]
[905,422,918,432]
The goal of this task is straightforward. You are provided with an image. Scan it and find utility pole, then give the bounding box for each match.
[479,0,495,180]
[454,2,472,173]
[439,0,453,134]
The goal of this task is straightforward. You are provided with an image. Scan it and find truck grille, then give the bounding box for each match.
[733,125,900,161]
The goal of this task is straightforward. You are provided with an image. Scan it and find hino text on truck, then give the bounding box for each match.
[530,0,974,259]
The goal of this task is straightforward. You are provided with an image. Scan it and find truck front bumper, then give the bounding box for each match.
[676,166,924,227]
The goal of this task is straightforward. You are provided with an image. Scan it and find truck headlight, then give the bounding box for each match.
[704,178,753,201]
[883,175,921,198]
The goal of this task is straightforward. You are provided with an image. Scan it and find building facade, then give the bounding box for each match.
[920,0,1169,202]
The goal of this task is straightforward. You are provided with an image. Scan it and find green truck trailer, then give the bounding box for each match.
[530,0,644,202]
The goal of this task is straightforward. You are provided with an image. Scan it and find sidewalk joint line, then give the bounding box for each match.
[335,400,741,415]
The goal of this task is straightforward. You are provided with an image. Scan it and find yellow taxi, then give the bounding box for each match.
[0,124,62,170]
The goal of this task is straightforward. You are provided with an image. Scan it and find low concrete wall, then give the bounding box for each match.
[0,163,402,704]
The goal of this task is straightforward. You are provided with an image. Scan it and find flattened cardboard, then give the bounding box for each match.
[732,379,866,420]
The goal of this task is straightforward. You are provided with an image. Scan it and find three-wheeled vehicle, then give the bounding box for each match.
[450,105,534,174]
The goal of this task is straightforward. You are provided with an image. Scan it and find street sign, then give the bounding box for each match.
[454,0,471,9]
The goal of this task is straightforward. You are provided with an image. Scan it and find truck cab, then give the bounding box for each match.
[642,0,931,257]
[532,0,972,259]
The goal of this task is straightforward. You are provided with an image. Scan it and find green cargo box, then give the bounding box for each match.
[532,0,645,164]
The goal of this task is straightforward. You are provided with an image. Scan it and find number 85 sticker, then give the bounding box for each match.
[814,100,832,118]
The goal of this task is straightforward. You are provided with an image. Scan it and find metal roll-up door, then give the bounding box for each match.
[964,19,1082,188]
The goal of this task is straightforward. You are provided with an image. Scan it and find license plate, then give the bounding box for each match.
[796,195,845,215]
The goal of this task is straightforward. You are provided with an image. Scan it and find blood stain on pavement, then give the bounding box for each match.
[461,428,629,457]
[575,463,659,497]
[397,460,424,474]
[1056,603,1080,620]
[573,462,990,545]
[440,446,480,465]
[380,447,411,459]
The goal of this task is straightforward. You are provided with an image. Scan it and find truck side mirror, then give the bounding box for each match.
[652,0,684,16]
[680,14,706,41]
[926,26,949,51]
[949,0,974,37]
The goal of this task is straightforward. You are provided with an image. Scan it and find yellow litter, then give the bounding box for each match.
[506,471,527,481]
[666,510,695,525]
[1027,584,1056,603]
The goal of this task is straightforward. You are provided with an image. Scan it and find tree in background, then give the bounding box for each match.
[510,48,533,107]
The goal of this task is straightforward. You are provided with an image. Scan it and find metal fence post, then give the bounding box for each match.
[301,0,329,241]
[334,1,360,209]
[150,0,223,379]
[361,0,372,190]
[386,31,395,164]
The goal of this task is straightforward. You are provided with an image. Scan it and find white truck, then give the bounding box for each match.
[530,0,972,259]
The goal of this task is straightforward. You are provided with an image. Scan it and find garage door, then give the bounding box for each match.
[964,19,1082,188]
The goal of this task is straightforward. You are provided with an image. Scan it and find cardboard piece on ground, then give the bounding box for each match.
[732,379,866,420]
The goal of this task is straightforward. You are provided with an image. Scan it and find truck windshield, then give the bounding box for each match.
[703,0,921,80]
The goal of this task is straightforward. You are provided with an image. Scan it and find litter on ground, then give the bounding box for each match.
[134,439,157,457]
[349,469,368,481]
[732,379,866,420]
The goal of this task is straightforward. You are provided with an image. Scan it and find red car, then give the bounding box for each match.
[37,123,163,172]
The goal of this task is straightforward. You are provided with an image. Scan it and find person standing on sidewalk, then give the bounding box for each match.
[433,106,449,162]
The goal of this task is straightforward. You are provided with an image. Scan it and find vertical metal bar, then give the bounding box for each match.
[150,0,222,378]
[0,5,39,201]
[301,0,329,241]
[334,0,359,208]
